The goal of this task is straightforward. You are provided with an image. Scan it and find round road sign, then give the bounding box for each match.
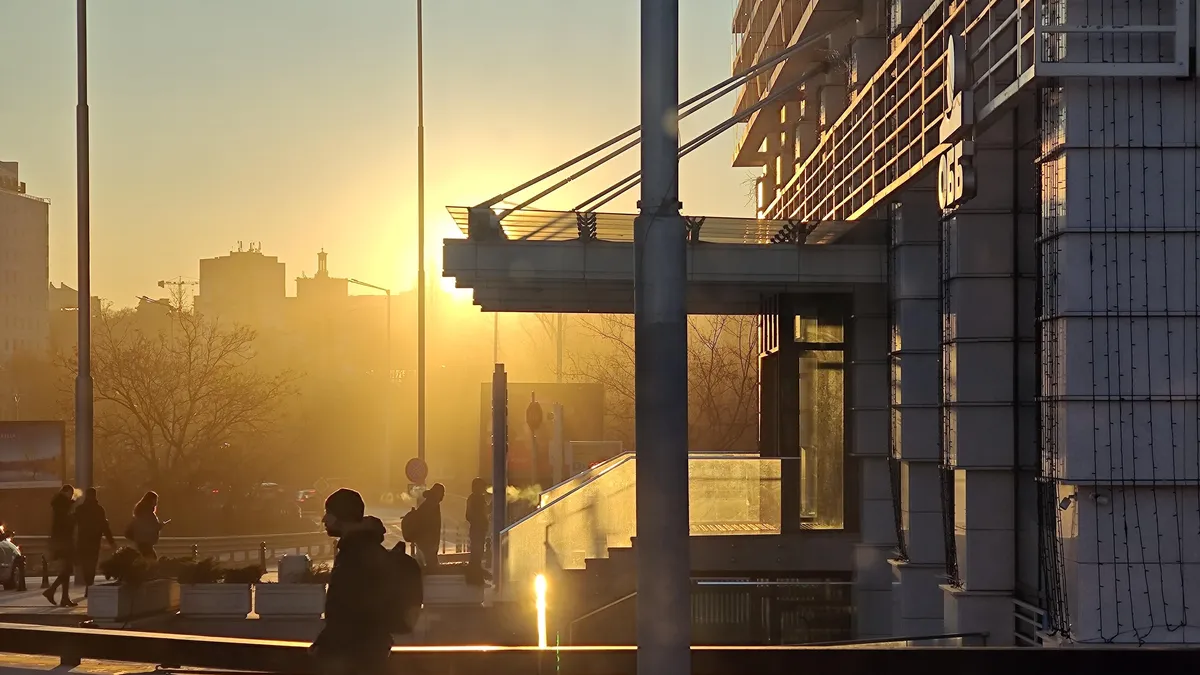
[405,457,428,485]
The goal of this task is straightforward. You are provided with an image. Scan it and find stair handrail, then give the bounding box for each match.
[501,453,636,537]
[537,451,634,506]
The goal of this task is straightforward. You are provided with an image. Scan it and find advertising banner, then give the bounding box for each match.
[0,421,66,489]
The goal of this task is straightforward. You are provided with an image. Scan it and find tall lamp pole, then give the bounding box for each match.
[415,0,427,465]
[348,279,393,490]
[75,0,94,489]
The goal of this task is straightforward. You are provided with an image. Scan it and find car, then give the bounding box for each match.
[296,489,323,515]
[0,525,26,591]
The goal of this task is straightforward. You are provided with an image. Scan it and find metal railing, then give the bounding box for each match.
[0,622,1182,674]
[568,579,856,646]
[500,455,845,596]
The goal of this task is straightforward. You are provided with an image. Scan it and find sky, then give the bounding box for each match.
[1,0,756,305]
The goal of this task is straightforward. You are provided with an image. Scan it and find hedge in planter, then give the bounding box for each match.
[90,547,180,623]
[256,562,328,619]
[178,560,261,620]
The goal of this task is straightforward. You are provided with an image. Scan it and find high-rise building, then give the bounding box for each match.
[195,242,286,329]
[0,162,50,362]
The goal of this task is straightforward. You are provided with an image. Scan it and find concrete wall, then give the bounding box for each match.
[1041,16,1200,642]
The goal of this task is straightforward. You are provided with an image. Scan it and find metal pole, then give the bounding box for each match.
[493,313,499,363]
[74,0,94,490]
[384,289,392,491]
[555,314,564,383]
[636,0,690,671]
[490,364,508,595]
[416,0,427,464]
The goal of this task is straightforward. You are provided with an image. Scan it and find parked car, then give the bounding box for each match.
[0,525,26,590]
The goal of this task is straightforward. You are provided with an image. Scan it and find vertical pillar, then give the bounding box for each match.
[1043,33,1200,642]
[635,0,691,671]
[939,106,1038,645]
[887,188,947,634]
[851,284,896,637]
[780,297,803,534]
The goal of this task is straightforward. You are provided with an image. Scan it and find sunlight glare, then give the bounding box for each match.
[534,574,548,649]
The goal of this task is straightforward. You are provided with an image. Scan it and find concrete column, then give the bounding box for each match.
[852,284,896,638]
[1044,57,1200,643]
[851,0,886,96]
[887,188,947,635]
[795,88,818,169]
[939,106,1038,645]
[778,103,799,188]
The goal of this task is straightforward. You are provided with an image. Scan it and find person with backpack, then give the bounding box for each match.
[401,483,444,568]
[312,488,422,675]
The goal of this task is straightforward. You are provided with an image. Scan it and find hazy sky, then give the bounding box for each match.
[1,0,754,304]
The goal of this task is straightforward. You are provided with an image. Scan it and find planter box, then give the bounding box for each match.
[424,576,484,605]
[255,583,326,619]
[88,579,180,622]
[180,584,252,619]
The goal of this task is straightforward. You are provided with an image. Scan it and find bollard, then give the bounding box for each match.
[192,544,199,561]
[259,542,267,570]
[17,558,26,592]
[39,556,48,589]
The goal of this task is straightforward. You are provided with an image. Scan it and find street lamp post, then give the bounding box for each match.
[348,279,393,491]
[415,0,427,465]
[75,0,94,489]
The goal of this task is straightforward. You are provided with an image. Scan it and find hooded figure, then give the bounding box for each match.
[312,488,393,675]
[44,486,78,607]
[410,483,444,569]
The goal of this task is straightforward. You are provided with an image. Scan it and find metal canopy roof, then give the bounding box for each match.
[446,206,856,244]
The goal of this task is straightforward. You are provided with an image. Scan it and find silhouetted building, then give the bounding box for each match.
[195,243,286,328]
[0,162,50,362]
[48,283,100,357]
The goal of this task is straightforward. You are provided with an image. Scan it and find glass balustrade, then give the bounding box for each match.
[501,454,844,593]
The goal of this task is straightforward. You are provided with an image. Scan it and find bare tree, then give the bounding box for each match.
[568,315,759,451]
[69,308,296,490]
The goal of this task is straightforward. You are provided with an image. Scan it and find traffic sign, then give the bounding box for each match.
[405,457,428,485]
[526,397,544,432]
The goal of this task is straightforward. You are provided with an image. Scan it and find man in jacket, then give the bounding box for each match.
[311,488,392,675]
[74,487,116,594]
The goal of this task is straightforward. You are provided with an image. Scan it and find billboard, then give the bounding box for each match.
[479,382,605,487]
[0,421,66,489]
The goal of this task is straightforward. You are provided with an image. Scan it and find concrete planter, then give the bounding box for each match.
[424,576,484,605]
[180,584,252,619]
[88,579,180,622]
[255,583,326,619]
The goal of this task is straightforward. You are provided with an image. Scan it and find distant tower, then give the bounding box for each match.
[317,249,328,278]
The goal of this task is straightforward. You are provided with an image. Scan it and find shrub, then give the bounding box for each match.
[223,565,265,585]
[99,547,151,586]
[177,558,223,584]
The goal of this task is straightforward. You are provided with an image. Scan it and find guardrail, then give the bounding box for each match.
[17,531,336,582]
[0,622,1190,675]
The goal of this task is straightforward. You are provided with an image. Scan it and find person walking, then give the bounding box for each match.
[74,487,116,594]
[310,488,394,675]
[44,485,78,607]
[126,491,168,560]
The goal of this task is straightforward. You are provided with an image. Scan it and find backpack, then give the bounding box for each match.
[379,542,423,634]
[400,508,419,544]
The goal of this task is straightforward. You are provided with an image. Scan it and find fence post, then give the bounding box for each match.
[191,544,199,561]
[39,556,48,589]
[17,558,26,592]
[259,542,267,570]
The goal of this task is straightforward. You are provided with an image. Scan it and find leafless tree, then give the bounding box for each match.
[66,308,296,490]
[568,314,759,451]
